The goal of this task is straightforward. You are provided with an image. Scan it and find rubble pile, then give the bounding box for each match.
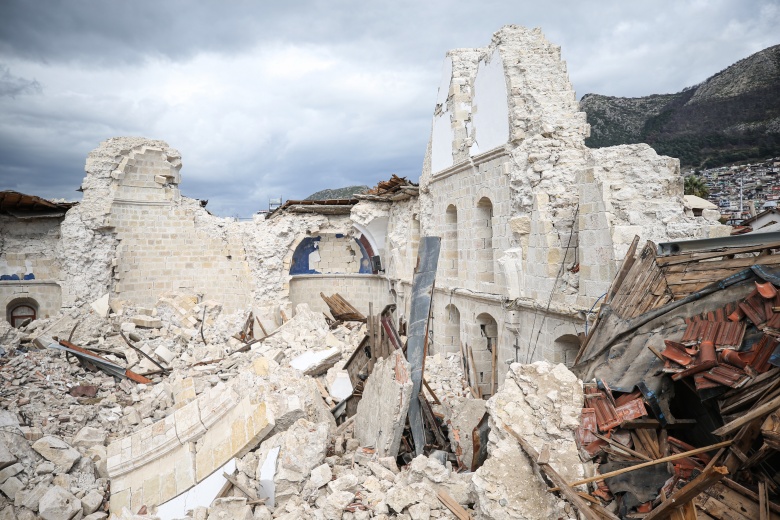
[1,283,596,520]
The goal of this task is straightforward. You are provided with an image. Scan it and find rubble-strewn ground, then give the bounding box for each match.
[0,291,589,520]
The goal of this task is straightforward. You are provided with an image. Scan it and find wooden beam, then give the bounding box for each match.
[437,490,472,520]
[712,394,780,436]
[593,432,652,461]
[549,440,733,491]
[643,466,728,520]
[504,425,619,520]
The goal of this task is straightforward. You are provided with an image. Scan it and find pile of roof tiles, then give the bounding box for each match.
[574,380,711,517]
[661,281,780,395]
[572,279,780,519]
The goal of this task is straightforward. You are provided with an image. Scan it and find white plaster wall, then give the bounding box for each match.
[470,49,509,155]
[430,111,454,174]
[435,57,453,107]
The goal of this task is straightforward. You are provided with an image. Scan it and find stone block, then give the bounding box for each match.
[0,463,23,484]
[73,426,108,448]
[0,441,16,470]
[32,436,80,473]
[0,476,22,501]
[38,486,81,520]
[131,315,162,328]
[208,497,253,520]
[14,477,52,511]
[90,293,110,318]
[252,357,269,376]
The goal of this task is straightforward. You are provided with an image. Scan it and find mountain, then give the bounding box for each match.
[581,44,780,168]
[304,185,369,201]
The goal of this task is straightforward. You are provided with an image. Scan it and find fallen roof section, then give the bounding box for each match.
[355,174,419,202]
[0,190,77,218]
[265,198,358,218]
[572,232,780,518]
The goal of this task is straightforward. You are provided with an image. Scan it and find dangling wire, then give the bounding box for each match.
[526,203,579,363]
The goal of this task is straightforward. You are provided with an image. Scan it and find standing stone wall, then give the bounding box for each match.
[69,138,253,313]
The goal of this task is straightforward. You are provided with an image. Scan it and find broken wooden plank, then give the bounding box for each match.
[437,490,472,520]
[760,481,771,520]
[223,472,258,500]
[643,466,728,520]
[606,235,640,304]
[593,431,651,461]
[713,393,780,436]
[549,440,733,491]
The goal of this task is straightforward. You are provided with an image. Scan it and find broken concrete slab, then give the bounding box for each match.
[289,346,341,376]
[328,370,353,401]
[355,350,413,457]
[32,436,81,473]
[443,396,486,470]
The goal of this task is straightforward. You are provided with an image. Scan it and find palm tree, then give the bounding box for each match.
[684,175,710,199]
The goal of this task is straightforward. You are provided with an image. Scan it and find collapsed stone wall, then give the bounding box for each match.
[55,138,256,313]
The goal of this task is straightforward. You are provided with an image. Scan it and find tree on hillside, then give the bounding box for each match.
[684,175,710,199]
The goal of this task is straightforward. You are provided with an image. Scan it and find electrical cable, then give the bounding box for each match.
[526,203,579,363]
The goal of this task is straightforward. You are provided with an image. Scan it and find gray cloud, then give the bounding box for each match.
[0,0,778,216]
[0,65,41,97]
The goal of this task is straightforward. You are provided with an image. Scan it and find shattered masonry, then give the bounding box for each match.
[0,25,742,520]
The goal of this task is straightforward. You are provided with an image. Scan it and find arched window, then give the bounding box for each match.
[444,205,458,279]
[8,302,37,328]
[553,334,581,368]
[441,304,460,356]
[475,312,499,398]
[476,197,494,283]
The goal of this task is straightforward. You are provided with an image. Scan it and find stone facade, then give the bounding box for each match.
[2,26,730,395]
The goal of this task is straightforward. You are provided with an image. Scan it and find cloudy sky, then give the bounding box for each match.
[0,1,778,217]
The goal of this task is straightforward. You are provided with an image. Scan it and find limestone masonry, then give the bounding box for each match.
[0,25,732,520]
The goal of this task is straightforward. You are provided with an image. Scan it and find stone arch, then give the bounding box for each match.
[475,312,499,397]
[441,303,461,356]
[7,297,39,328]
[476,197,495,283]
[288,234,372,275]
[444,204,458,279]
[554,334,581,368]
